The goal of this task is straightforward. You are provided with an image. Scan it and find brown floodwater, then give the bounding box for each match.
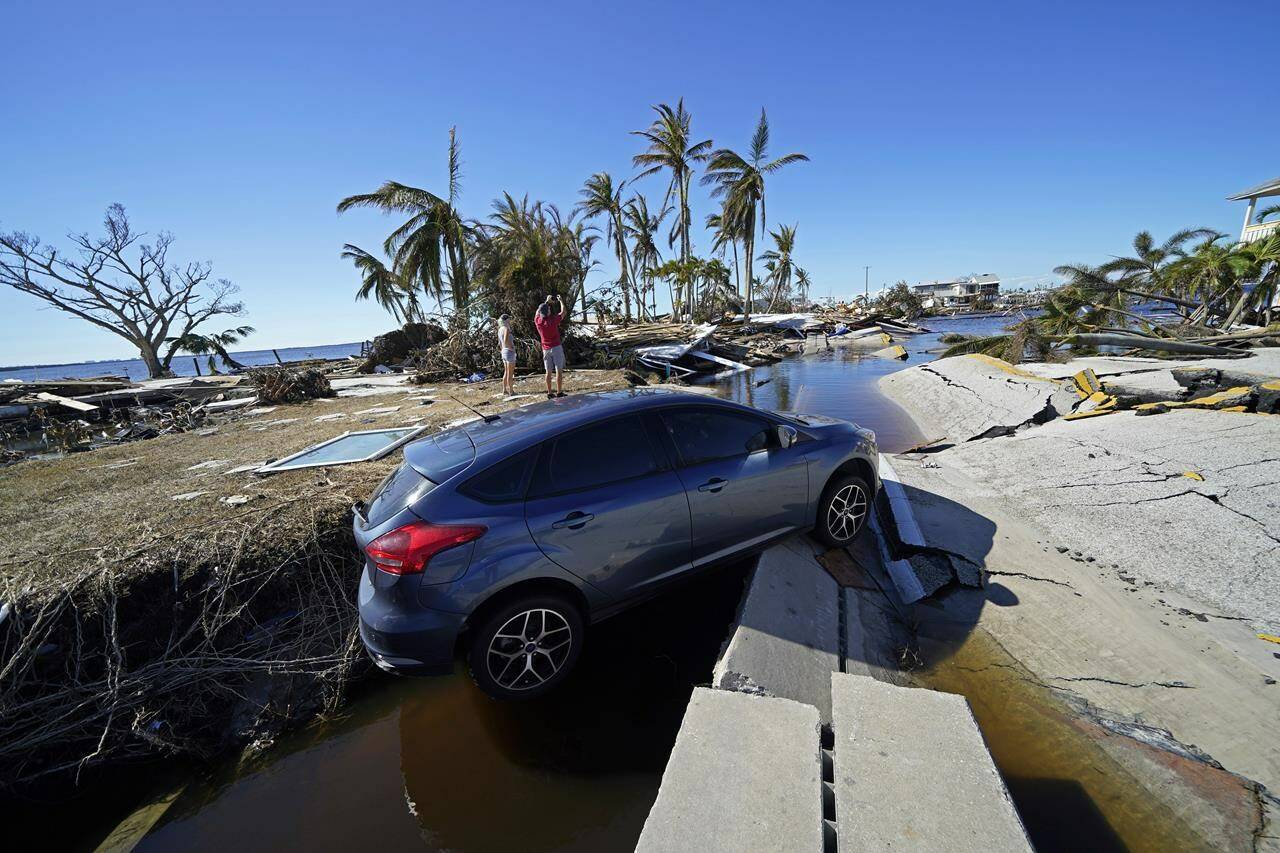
[916,621,1225,852]
[62,562,750,852]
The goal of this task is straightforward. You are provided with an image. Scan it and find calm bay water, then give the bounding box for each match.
[0,342,364,383]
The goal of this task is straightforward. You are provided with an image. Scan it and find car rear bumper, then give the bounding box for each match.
[358,571,465,676]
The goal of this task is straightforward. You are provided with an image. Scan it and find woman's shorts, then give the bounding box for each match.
[501,348,517,364]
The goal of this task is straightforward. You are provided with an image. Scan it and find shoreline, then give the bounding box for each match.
[876,350,1280,846]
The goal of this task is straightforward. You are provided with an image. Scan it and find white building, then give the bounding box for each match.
[911,274,1000,310]
[1229,176,1280,244]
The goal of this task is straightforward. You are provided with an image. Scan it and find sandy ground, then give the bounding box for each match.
[879,351,1280,848]
[0,369,635,595]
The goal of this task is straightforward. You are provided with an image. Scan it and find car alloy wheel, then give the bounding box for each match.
[485,607,574,692]
[826,483,867,541]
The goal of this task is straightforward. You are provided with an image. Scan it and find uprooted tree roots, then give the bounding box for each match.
[0,486,366,788]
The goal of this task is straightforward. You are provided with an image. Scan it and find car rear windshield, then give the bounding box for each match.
[365,462,434,525]
[402,428,477,483]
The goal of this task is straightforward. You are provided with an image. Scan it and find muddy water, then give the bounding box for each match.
[914,629,1210,853]
[709,314,1017,453]
[72,563,748,852]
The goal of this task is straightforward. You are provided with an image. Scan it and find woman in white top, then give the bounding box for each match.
[497,313,516,396]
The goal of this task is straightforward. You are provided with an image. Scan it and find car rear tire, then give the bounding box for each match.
[815,473,872,547]
[467,594,584,700]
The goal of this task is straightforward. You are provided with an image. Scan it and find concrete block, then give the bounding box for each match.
[713,540,841,721]
[636,688,823,853]
[830,672,1032,852]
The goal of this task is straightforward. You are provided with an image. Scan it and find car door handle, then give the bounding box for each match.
[698,477,728,493]
[552,511,594,530]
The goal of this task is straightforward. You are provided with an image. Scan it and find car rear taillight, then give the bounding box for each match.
[364,521,486,575]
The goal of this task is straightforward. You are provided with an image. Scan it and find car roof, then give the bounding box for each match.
[404,387,744,480]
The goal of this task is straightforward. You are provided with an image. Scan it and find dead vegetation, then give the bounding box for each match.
[0,369,634,788]
[248,366,334,404]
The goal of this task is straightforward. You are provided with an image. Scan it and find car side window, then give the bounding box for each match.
[661,408,775,466]
[529,415,662,496]
[461,447,538,503]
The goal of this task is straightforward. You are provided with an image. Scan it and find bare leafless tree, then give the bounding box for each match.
[0,204,246,378]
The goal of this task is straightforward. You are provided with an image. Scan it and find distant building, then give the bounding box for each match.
[911,274,1000,310]
[1229,176,1280,244]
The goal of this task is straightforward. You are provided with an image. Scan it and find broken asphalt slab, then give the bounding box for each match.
[879,353,1078,442]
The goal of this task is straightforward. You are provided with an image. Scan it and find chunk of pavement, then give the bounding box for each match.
[871,344,908,360]
[353,405,401,416]
[879,354,1077,442]
[830,672,1032,852]
[1257,380,1280,414]
[712,539,840,721]
[635,688,822,853]
[1171,366,1221,391]
[171,491,208,501]
[1101,370,1187,403]
[1182,386,1255,410]
[220,494,253,506]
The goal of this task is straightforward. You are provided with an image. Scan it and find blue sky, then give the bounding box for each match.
[1,0,1274,365]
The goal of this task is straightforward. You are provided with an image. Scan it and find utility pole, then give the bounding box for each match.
[864,266,870,300]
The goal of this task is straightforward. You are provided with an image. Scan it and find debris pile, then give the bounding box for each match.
[248,366,334,404]
[588,312,932,378]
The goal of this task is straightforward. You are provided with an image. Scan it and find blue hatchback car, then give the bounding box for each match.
[354,388,879,699]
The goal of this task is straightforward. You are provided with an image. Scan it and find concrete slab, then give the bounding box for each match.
[878,354,1077,442]
[713,538,841,721]
[635,688,822,853]
[830,672,1032,852]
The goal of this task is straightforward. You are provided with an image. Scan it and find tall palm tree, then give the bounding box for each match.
[760,224,799,312]
[795,268,812,308]
[1100,227,1214,306]
[625,195,669,319]
[1223,232,1280,326]
[576,172,639,323]
[702,109,809,322]
[705,210,741,293]
[337,128,470,325]
[632,100,712,321]
[341,244,420,323]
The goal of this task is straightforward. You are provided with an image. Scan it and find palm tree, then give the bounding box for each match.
[1224,231,1280,326]
[705,209,741,293]
[1256,205,1280,224]
[577,172,639,322]
[337,128,470,326]
[702,109,809,322]
[1100,227,1215,308]
[341,244,420,323]
[625,195,669,319]
[166,325,255,373]
[760,224,799,312]
[795,268,812,308]
[632,100,712,321]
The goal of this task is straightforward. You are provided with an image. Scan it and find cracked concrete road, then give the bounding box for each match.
[878,351,1280,846]
[921,410,1280,628]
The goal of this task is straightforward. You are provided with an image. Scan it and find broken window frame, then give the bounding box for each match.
[257,426,427,474]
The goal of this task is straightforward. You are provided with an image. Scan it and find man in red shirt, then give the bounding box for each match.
[534,294,566,398]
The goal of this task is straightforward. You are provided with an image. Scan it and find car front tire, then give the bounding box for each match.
[467,594,584,700]
[815,473,872,547]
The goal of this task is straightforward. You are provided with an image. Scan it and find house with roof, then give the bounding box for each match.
[910,274,1000,310]
[1229,176,1280,244]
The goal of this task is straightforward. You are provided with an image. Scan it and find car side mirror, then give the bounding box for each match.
[776,425,798,449]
